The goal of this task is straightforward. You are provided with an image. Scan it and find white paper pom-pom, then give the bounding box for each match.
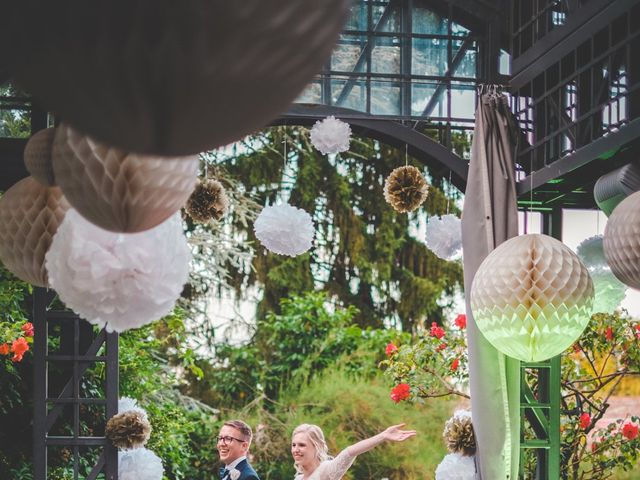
[426,214,462,261]
[577,235,608,270]
[254,204,314,257]
[435,453,478,480]
[309,116,351,155]
[45,210,191,333]
[118,397,148,419]
[119,448,164,480]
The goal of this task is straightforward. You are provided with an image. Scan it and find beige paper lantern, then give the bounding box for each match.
[24,127,57,187]
[470,234,594,362]
[0,177,70,287]
[603,191,640,290]
[52,124,198,233]
[3,0,349,155]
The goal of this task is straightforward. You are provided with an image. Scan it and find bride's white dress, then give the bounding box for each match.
[294,449,356,480]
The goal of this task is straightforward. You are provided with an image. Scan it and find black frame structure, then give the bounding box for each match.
[32,288,119,480]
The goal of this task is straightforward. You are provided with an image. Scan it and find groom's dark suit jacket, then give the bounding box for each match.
[223,458,260,480]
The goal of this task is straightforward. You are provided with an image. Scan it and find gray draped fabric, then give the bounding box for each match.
[461,88,521,480]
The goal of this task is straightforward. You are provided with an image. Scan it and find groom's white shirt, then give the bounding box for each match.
[225,455,247,471]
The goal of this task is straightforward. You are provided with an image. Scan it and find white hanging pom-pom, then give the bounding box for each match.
[119,448,164,480]
[435,453,478,480]
[309,116,351,155]
[45,210,191,333]
[118,397,148,419]
[577,235,608,270]
[425,214,462,261]
[254,204,314,256]
[577,235,627,313]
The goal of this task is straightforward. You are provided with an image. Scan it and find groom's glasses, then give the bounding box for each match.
[217,435,246,445]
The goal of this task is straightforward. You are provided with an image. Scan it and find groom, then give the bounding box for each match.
[217,419,260,480]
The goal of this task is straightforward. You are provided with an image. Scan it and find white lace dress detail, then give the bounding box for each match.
[294,449,356,480]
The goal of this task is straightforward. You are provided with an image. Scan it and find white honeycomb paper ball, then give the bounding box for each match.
[603,191,640,290]
[471,234,594,362]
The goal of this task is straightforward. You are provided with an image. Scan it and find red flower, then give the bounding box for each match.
[605,327,613,341]
[430,322,445,339]
[622,422,639,440]
[385,343,398,357]
[451,358,460,372]
[390,383,411,403]
[573,343,581,353]
[635,324,640,339]
[11,337,29,361]
[21,322,34,337]
[579,413,591,430]
[436,343,447,352]
[591,442,599,453]
[0,343,9,355]
[454,314,467,329]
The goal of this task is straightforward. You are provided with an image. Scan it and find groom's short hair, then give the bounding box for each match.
[224,420,253,442]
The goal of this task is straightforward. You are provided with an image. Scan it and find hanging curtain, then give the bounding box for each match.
[461,85,521,480]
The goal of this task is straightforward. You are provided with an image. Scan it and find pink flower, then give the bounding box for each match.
[454,314,466,329]
[436,343,447,352]
[622,422,639,440]
[390,383,411,403]
[430,322,445,339]
[450,358,460,372]
[21,322,34,337]
[385,343,398,357]
[579,413,591,430]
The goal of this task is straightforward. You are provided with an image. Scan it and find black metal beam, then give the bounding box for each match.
[279,104,469,190]
[517,116,640,195]
[0,137,28,190]
[511,0,640,89]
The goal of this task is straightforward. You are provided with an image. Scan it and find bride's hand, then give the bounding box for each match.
[381,423,417,442]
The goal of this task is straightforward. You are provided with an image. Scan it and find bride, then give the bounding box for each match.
[291,423,416,479]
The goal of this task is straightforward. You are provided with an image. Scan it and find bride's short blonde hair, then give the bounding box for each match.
[292,423,331,463]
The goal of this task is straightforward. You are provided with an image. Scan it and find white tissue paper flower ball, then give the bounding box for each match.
[119,448,164,480]
[118,397,148,420]
[435,453,477,480]
[577,235,626,313]
[254,204,314,257]
[45,210,191,332]
[425,214,462,261]
[309,116,351,155]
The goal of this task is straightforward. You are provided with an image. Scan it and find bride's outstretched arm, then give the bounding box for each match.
[345,423,417,457]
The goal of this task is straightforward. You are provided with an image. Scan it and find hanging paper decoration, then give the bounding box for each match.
[24,127,56,186]
[106,410,152,450]
[119,448,164,480]
[4,1,349,155]
[45,210,191,333]
[443,410,476,457]
[471,234,594,362]
[52,124,199,233]
[185,179,229,223]
[577,235,626,313]
[577,235,608,270]
[254,204,314,256]
[383,166,429,213]
[435,453,477,480]
[603,191,640,290]
[0,177,70,287]
[425,214,463,261]
[119,397,146,416]
[309,116,352,155]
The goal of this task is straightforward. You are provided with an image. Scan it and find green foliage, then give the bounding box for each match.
[186,292,409,408]
[214,127,464,330]
[0,83,31,138]
[384,310,640,478]
[237,371,456,480]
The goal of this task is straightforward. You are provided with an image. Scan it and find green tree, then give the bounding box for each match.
[212,127,464,331]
